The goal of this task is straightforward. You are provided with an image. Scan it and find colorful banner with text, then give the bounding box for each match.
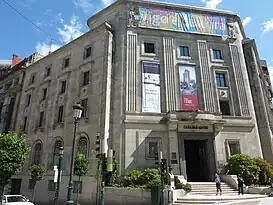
[136,7,228,36]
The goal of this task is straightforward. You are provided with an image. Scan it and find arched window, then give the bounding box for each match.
[54,140,63,155]
[77,137,88,157]
[32,142,42,165]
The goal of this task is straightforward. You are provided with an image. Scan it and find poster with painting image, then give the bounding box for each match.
[142,62,161,113]
[179,65,200,111]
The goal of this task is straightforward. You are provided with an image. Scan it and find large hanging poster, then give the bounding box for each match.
[134,7,228,37]
[179,66,200,111]
[142,62,161,113]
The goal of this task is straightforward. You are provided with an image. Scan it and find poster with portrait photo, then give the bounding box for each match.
[179,65,200,111]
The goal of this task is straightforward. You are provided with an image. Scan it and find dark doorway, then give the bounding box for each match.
[10,179,22,195]
[184,140,209,182]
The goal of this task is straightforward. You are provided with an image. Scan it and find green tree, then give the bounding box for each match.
[29,164,45,202]
[74,153,89,204]
[0,132,30,203]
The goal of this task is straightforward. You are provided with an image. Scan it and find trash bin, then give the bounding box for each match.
[151,186,161,205]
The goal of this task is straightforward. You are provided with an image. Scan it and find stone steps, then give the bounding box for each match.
[190,182,237,195]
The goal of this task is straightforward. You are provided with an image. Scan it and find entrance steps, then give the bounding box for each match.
[173,182,267,204]
[173,194,267,204]
[190,182,237,195]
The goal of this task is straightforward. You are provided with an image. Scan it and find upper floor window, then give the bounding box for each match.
[5,81,12,90]
[63,57,70,68]
[60,80,66,94]
[26,94,31,107]
[213,49,223,60]
[29,75,35,85]
[179,46,190,57]
[84,46,92,58]
[23,116,28,131]
[38,112,44,127]
[216,73,227,87]
[42,88,47,101]
[57,106,64,123]
[82,71,90,86]
[45,66,51,78]
[219,100,231,116]
[144,42,155,54]
[81,99,88,118]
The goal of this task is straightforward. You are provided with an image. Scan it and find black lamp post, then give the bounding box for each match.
[66,102,83,205]
[54,146,64,205]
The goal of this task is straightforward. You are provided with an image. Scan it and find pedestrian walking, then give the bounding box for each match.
[215,173,222,195]
[237,175,244,195]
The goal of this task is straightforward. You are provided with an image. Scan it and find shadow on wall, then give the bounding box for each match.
[125,129,168,174]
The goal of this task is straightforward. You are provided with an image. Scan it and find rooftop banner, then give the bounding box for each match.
[134,7,228,36]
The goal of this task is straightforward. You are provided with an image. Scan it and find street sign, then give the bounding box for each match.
[53,155,66,170]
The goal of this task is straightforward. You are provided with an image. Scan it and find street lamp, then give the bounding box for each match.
[66,102,83,205]
[54,146,64,205]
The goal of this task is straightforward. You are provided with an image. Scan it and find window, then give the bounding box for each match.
[26,94,31,106]
[23,116,27,131]
[82,71,90,86]
[38,112,44,127]
[73,181,82,194]
[14,77,19,85]
[29,75,35,84]
[28,179,36,189]
[77,137,88,156]
[215,73,227,87]
[33,142,42,165]
[179,46,190,57]
[219,100,231,115]
[81,99,88,117]
[63,57,70,68]
[48,139,63,170]
[84,46,92,58]
[5,81,12,90]
[148,141,158,158]
[144,42,155,54]
[45,66,51,78]
[48,180,55,191]
[213,49,223,60]
[57,106,64,123]
[42,88,47,100]
[60,81,66,94]
[228,141,241,156]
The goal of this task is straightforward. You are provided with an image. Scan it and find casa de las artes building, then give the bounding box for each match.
[6,0,270,203]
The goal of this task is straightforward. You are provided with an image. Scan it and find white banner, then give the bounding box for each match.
[142,62,161,113]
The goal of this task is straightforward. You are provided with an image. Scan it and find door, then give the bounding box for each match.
[10,179,22,195]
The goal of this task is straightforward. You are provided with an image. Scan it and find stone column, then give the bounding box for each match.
[163,37,179,111]
[197,40,217,112]
[126,32,138,112]
[168,127,180,174]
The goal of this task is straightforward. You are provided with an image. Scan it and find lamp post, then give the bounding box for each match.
[54,146,64,205]
[66,102,83,205]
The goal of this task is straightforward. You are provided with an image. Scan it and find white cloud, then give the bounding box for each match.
[242,16,252,27]
[57,14,85,44]
[263,19,273,33]
[201,0,222,9]
[36,14,86,55]
[101,0,113,7]
[36,42,60,55]
[73,0,93,13]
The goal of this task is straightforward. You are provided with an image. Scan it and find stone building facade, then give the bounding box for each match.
[243,39,273,164]
[7,0,266,203]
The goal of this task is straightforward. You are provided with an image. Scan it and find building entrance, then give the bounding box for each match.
[184,139,212,182]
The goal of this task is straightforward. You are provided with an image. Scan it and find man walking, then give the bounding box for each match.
[237,175,244,195]
[215,173,222,196]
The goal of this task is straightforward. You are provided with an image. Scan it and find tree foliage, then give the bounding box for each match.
[30,164,45,182]
[74,153,89,177]
[227,154,260,185]
[0,132,30,196]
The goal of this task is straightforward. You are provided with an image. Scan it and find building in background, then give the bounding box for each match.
[243,39,273,164]
[0,53,44,134]
[6,0,268,203]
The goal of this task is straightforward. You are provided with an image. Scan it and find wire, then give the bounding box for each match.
[0,0,56,42]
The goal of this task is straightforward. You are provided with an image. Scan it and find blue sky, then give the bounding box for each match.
[0,0,273,70]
